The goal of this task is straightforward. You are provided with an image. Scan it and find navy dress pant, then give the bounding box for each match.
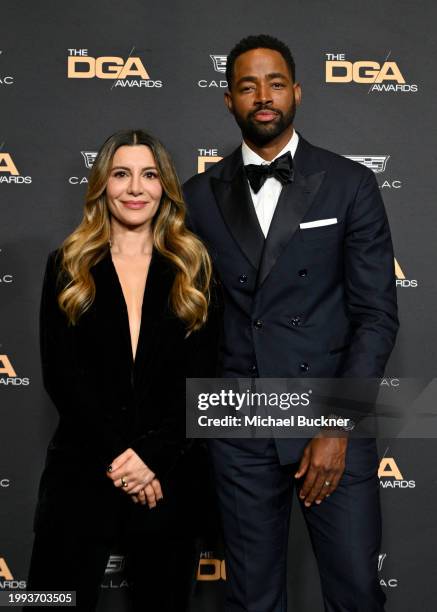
[208,438,386,612]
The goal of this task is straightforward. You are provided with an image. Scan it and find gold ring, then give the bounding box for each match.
[121,477,128,488]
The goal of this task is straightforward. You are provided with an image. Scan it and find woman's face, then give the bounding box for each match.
[106,145,163,228]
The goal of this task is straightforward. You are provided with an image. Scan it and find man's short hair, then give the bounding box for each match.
[226,34,296,89]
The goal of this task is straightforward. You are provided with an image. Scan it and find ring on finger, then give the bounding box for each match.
[121,476,128,488]
[324,480,331,487]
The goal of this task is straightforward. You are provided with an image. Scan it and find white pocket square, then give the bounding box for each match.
[300,218,337,229]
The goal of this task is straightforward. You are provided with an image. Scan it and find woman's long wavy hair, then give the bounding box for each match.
[58,129,212,333]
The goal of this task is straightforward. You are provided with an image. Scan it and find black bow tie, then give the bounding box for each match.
[244,151,294,194]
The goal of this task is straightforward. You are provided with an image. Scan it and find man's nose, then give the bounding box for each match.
[255,82,272,105]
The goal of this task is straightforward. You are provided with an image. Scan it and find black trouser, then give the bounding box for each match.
[208,438,386,612]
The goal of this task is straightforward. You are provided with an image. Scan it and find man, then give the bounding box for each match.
[184,35,398,612]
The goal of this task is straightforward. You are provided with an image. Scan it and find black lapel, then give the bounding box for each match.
[133,250,174,380]
[257,160,326,289]
[211,149,265,271]
[92,249,173,379]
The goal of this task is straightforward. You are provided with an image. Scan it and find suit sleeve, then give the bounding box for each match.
[339,170,399,377]
[130,280,222,477]
[40,251,128,466]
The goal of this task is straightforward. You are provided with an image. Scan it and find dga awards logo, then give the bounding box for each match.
[0,50,14,86]
[378,553,398,588]
[394,258,418,289]
[378,452,415,489]
[0,354,30,386]
[0,149,32,184]
[101,554,128,589]
[0,557,26,589]
[68,150,98,185]
[343,155,402,190]
[197,551,226,581]
[325,52,418,93]
[198,54,228,88]
[67,48,163,88]
[0,249,13,285]
[198,149,223,173]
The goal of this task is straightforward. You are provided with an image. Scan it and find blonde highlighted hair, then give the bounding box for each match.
[58,130,211,333]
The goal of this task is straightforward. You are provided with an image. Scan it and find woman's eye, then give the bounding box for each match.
[145,172,158,179]
[113,171,127,178]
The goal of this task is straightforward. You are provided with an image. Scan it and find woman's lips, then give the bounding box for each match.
[122,201,148,209]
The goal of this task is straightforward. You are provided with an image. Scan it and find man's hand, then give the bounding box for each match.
[295,433,348,507]
[107,448,157,495]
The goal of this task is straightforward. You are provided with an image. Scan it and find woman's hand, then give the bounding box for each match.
[132,479,164,509]
[107,448,157,495]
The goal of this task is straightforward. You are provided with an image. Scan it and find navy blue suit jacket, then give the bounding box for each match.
[184,135,399,463]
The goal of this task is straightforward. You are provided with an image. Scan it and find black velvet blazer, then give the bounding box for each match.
[35,248,220,533]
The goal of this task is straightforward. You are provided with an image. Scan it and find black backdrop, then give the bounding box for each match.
[1,1,436,610]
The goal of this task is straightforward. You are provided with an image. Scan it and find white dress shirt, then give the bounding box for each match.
[241,130,299,237]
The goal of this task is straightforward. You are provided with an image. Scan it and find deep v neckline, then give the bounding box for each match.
[109,251,154,365]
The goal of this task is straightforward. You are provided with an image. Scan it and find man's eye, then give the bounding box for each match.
[272,82,285,89]
[241,85,254,92]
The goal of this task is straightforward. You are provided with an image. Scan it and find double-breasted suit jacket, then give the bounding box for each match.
[184,135,399,464]
[35,248,220,536]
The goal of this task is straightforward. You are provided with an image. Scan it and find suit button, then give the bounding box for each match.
[290,316,301,327]
[239,274,248,284]
[298,269,308,277]
[249,364,258,374]
[299,362,309,373]
[254,319,263,329]
[120,405,128,412]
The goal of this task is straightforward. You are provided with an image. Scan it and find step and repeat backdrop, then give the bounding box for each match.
[1,1,436,610]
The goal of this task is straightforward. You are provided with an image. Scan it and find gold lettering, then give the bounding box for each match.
[0,154,19,175]
[68,56,149,80]
[394,258,405,280]
[118,57,149,79]
[378,457,404,480]
[95,57,124,79]
[325,61,352,83]
[0,558,13,580]
[326,60,406,84]
[376,62,405,84]
[352,61,380,83]
[67,56,95,78]
[197,156,223,173]
[0,355,17,377]
[197,558,221,581]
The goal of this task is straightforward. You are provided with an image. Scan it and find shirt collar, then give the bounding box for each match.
[241,129,299,166]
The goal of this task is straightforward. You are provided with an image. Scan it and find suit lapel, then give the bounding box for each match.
[133,250,173,381]
[92,249,173,383]
[92,250,133,368]
[211,149,265,271]
[257,166,326,289]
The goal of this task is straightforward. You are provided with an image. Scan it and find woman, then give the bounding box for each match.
[27,129,220,611]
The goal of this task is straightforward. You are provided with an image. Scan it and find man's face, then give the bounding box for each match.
[225,48,301,146]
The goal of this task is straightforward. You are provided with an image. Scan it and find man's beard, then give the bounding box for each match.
[234,102,296,146]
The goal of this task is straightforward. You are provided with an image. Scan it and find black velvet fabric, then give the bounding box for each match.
[33,247,221,538]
